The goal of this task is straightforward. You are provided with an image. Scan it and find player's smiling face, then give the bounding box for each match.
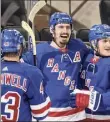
[53,23,71,48]
[97,38,110,56]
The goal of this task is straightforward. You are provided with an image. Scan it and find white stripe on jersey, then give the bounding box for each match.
[32,108,49,118]
[87,114,110,120]
[30,97,50,110]
[49,107,75,112]
[30,97,51,118]
[41,110,86,121]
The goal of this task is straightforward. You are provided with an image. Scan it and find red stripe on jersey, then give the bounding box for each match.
[84,118,110,122]
[32,102,51,114]
[48,108,84,117]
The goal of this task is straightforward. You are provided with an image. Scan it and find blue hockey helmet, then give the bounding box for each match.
[89,24,110,48]
[49,12,73,29]
[1,29,25,53]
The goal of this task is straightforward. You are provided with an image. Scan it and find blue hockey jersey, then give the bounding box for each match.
[1,61,51,122]
[80,53,110,120]
[22,39,89,121]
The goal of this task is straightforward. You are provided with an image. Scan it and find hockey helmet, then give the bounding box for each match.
[89,24,110,48]
[1,29,25,53]
[49,12,73,29]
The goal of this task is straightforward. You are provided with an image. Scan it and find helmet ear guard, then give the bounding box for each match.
[90,40,98,50]
[49,26,54,34]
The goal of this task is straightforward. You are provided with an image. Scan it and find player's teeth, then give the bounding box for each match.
[61,36,68,37]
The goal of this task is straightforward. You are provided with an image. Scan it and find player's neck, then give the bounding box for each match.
[4,56,20,62]
[50,41,66,49]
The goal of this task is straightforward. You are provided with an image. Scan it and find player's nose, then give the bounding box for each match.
[106,40,110,46]
[63,27,68,32]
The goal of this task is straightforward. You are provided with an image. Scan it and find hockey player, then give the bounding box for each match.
[72,24,110,122]
[21,12,89,121]
[1,29,51,122]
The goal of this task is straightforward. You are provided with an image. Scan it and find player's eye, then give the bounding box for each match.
[102,39,109,43]
[66,26,71,30]
[58,25,64,29]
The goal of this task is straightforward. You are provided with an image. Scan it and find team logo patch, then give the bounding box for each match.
[20,58,24,63]
[73,51,81,62]
[2,66,8,71]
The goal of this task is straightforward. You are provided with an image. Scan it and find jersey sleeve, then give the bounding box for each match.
[101,90,110,107]
[101,66,110,107]
[94,65,110,108]
[26,67,51,120]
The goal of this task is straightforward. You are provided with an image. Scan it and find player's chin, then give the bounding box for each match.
[60,41,68,46]
[58,41,68,48]
[61,39,69,44]
[101,51,110,56]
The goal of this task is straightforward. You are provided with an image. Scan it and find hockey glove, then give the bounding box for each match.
[70,89,102,111]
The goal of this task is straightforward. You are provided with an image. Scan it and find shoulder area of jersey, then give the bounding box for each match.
[37,41,49,46]
[21,62,43,77]
[36,41,50,52]
[101,57,110,65]
[20,62,40,72]
[36,41,49,48]
[69,38,87,48]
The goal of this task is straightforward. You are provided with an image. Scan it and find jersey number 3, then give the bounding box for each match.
[1,91,21,122]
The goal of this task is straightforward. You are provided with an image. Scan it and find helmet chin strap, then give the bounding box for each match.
[92,44,103,57]
[91,40,102,57]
